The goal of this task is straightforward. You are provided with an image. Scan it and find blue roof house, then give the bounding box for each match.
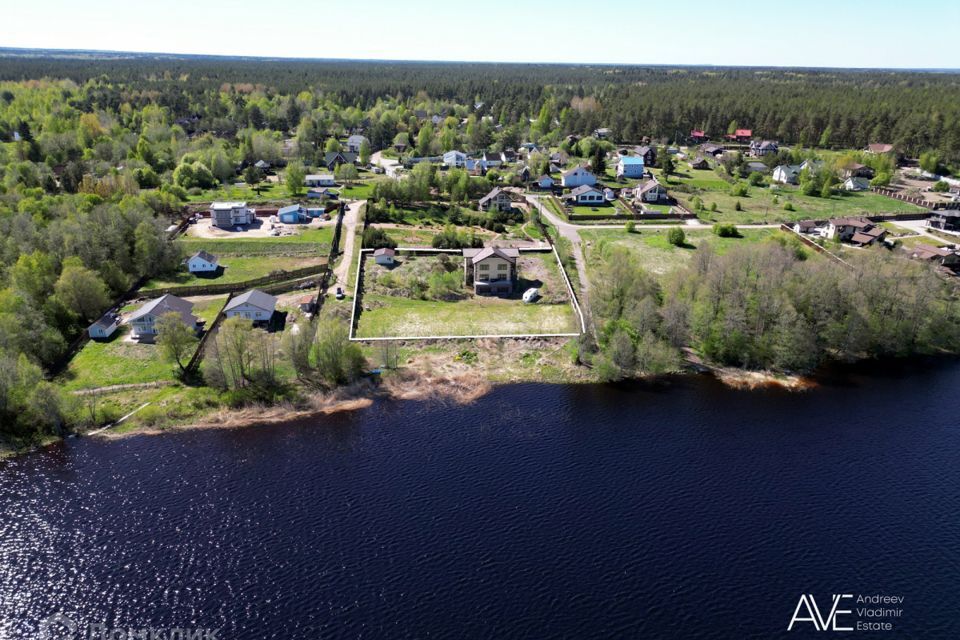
[616,156,646,179]
[278,204,307,224]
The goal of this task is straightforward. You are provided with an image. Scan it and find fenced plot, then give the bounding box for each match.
[351,249,583,340]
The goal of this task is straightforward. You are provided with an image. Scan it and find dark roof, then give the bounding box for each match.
[479,187,508,206]
[323,151,358,165]
[190,250,218,264]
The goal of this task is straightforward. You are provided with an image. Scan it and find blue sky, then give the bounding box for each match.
[5,0,959,68]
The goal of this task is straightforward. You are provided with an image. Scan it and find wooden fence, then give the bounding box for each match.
[139,264,327,298]
[184,293,234,374]
[871,187,960,211]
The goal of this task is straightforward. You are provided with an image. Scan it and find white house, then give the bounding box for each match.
[616,156,645,179]
[127,295,199,339]
[443,150,468,168]
[224,289,278,326]
[773,165,801,185]
[210,202,254,229]
[88,312,121,340]
[346,135,368,153]
[843,176,871,192]
[563,185,605,205]
[187,250,219,273]
[374,247,396,266]
[561,165,597,188]
[305,174,336,187]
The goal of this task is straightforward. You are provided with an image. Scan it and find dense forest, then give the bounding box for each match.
[1,51,959,442]
[2,51,960,161]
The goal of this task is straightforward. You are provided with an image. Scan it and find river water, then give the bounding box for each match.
[1,362,959,639]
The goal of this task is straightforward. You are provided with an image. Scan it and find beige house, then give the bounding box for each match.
[462,246,519,296]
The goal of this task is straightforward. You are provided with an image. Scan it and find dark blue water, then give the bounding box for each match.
[2,363,959,639]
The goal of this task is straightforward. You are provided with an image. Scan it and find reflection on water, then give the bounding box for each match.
[2,364,959,639]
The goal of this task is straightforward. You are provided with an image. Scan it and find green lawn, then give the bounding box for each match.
[357,294,578,337]
[185,181,287,203]
[581,227,778,277]
[339,181,376,200]
[379,227,442,246]
[61,327,177,391]
[190,296,230,325]
[142,256,325,290]
[571,203,618,216]
[178,227,334,257]
[355,253,579,337]
[649,168,926,224]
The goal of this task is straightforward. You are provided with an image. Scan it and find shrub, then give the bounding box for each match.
[734,201,743,211]
[362,227,397,249]
[784,202,795,211]
[667,227,686,247]
[625,220,636,233]
[730,182,749,197]
[713,223,740,238]
[710,202,718,212]
[932,180,949,193]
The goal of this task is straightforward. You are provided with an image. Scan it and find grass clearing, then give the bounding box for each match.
[142,256,325,290]
[60,326,177,391]
[649,167,926,224]
[178,228,333,257]
[581,227,778,277]
[355,253,578,337]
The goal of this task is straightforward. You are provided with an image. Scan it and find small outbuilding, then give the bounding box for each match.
[374,247,396,266]
[278,204,308,224]
[88,312,121,340]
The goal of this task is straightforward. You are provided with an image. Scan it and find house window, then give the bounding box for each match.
[497,264,507,271]
[479,264,489,271]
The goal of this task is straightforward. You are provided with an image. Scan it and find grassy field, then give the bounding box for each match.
[142,256,325,290]
[178,228,334,256]
[581,227,779,277]
[650,168,926,224]
[61,327,176,391]
[355,253,578,337]
[186,181,287,203]
[339,181,376,200]
[379,226,442,246]
[357,294,578,337]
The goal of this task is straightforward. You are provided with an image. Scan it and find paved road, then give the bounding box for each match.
[333,200,364,294]
[889,218,958,243]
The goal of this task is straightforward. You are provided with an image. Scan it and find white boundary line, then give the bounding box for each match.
[348,246,585,341]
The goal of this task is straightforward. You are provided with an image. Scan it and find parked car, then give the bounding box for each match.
[335,287,345,300]
[522,288,540,304]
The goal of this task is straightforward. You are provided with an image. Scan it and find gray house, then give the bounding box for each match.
[127,295,200,339]
[224,289,278,326]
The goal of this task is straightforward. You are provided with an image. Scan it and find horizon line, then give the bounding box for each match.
[1,45,959,73]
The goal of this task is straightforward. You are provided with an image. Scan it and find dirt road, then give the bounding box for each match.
[333,200,364,293]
